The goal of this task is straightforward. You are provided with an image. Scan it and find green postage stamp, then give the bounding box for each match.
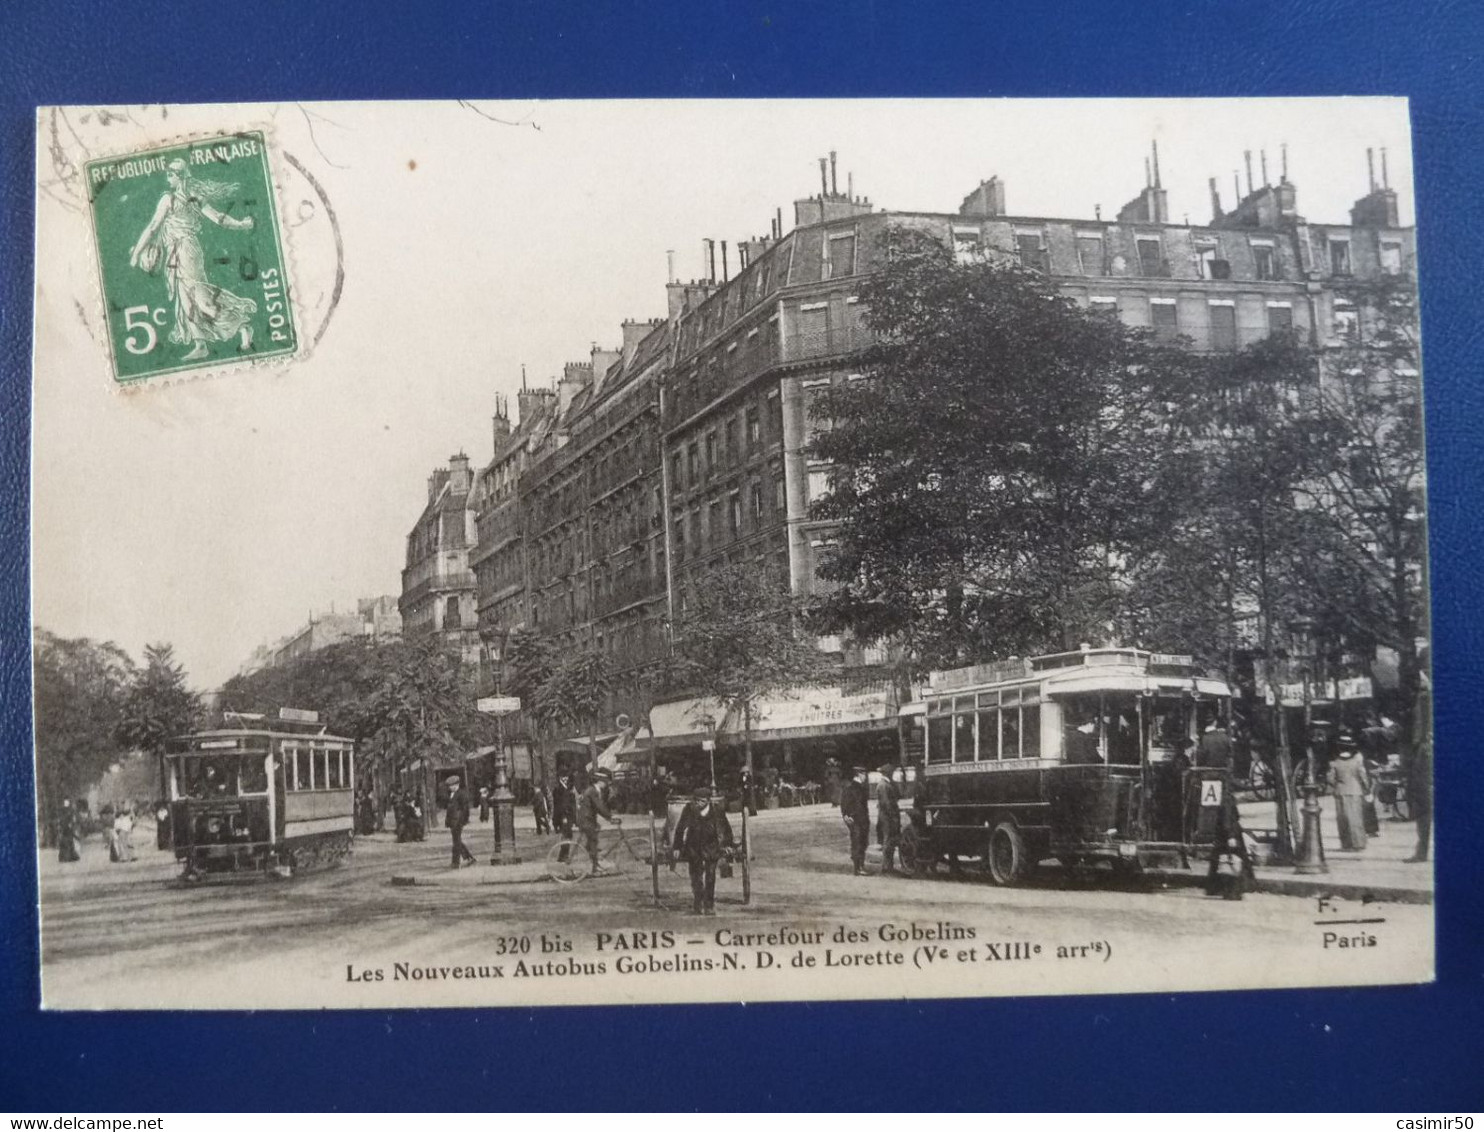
[84,130,296,384]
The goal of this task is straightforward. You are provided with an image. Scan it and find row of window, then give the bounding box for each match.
[983,227,1405,283]
[670,388,784,493]
[1086,295,1295,348]
[285,747,354,792]
[672,462,787,561]
[925,691,1044,764]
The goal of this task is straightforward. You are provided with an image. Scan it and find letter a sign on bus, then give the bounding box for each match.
[1199,779,1224,807]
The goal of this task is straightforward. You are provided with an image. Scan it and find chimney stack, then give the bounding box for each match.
[666,249,675,284]
[818,157,829,198]
[1261,149,1269,187]
[1244,150,1254,195]
[1281,143,1289,182]
[829,150,838,196]
[1381,146,1390,188]
[721,240,729,282]
[1368,147,1376,191]
[1151,139,1162,187]
[1209,176,1223,220]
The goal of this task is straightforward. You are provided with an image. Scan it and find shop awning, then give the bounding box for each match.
[649,688,896,749]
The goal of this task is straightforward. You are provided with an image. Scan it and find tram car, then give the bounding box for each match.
[164,708,356,878]
[901,648,1236,884]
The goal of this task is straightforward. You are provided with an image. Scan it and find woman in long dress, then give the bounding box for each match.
[57,799,80,863]
[129,158,257,361]
[1328,733,1373,851]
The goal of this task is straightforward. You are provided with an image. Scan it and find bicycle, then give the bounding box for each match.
[546,824,654,884]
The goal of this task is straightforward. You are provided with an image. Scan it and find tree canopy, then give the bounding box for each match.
[807,227,1202,668]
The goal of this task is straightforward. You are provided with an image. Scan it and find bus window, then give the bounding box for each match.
[1022,697,1041,757]
[927,703,952,764]
[953,704,976,763]
[327,750,344,789]
[1106,697,1141,765]
[977,695,1000,760]
[1150,700,1189,750]
[238,755,268,794]
[1003,706,1022,758]
[1063,698,1102,763]
[294,749,312,791]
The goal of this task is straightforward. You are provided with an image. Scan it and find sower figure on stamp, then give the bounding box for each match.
[577,768,621,876]
[129,159,257,362]
[876,763,902,874]
[444,777,476,868]
[672,785,735,916]
[840,765,871,876]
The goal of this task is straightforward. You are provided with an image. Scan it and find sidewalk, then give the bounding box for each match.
[1228,795,1433,904]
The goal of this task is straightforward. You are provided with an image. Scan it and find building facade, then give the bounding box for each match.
[420,149,1415,783]
[399,453,481,663]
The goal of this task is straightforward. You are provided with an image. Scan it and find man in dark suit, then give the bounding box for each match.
[672,785,734,915]
[840,766,871,875]
[445,777,476,868]
[552,771,578,862]
[1197,720,1234,769]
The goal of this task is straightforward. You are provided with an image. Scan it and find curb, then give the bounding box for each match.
[1147,868,1432,905]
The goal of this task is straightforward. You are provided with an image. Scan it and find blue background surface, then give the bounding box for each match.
[2,0,1481,1112]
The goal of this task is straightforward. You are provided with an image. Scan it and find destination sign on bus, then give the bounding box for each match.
[278,707,320,723]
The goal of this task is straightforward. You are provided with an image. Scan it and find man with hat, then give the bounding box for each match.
[840,765,871,876]
[577,768,621,876]
[875,762,902,875]
[672,785,735,915]
[445,775,476,868]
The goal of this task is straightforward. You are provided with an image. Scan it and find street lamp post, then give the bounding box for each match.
[1290,616,1329,875]
[478,630,522,866]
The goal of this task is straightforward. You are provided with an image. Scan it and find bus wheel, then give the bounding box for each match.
[987,821,1029,887]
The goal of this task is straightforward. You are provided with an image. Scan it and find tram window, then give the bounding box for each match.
[1003,708,1022,758]
[238,755,268,794]
[1106,699,1140,765]
[927,716,952,764]
[1151,702,1188,748]
[327,750,343,789]
[953,710,976,763]
[1022,702,1041,756]
[977,707,1000,759]
[294,750,312,791]
[202,762,230,796]
[313,750,328,790]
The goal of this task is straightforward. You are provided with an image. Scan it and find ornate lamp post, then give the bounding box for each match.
[478,628,522,865]
[1290,615,1329,875]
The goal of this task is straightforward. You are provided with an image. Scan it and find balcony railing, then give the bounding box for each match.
[400,569,478,607]
[784,324,875,363]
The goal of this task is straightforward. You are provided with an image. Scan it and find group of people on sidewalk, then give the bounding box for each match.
[54,799,138,864]
[840,764,902,877]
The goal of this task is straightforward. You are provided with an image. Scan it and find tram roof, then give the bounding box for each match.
[926,647,1224,694]
[169,727,355,747]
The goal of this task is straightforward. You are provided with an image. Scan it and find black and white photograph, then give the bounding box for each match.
[30,97,1433,1010]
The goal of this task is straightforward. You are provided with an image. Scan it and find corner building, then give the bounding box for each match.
[452,152,1416,786]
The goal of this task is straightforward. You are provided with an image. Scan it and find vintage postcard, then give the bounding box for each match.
[31,98,1433,1010]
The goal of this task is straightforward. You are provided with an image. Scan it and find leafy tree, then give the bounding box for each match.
[808,226,1201,668]
[32,629,136,844]
[220,637,486,786]
[1287,280,1428,730]
[669,562,834,780]
[536,646,613,769]
[115,642,202,796]
[1126,334,1317,674]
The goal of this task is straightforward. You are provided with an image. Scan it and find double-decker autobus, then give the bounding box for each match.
[901,648,1234,885]
[164,708,356,878]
